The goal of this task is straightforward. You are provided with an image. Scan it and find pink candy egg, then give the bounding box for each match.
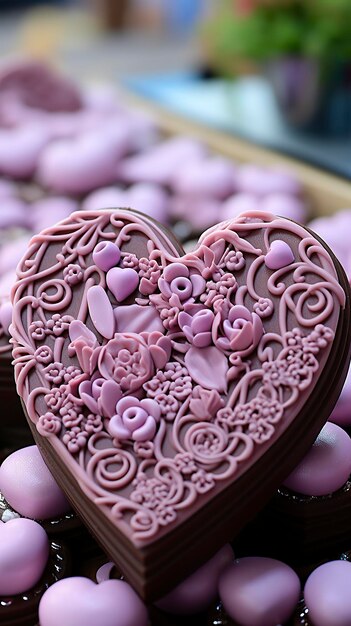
[171,196,222,230]
[330,365,351,426]
[171,156,236,199]
[39,577,148,626]
[127,183,168,223]
[282,422,351,496]
[82,186,128,212]
[0,178,17,199]
[0,235,32,274]
[30,196,79,231]
[221,193,259,220]
[261,193,307,223]
[0,197,29,229]
[0,124,50,178]
[0,270,17,299]
[0,517,49,595]
[38,127,129,194]
[0,445,70,520]
[219,556,301,626]
[305,561,351,626]
[119,137,206,186]
[0,300,12,335]
[156,544,233,615]
[236,164,301,196]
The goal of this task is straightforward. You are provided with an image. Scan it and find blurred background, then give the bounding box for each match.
[1,0,351,368]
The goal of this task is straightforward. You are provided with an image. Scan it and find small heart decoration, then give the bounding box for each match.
[265,239,294,270]
[11,209,351,600]
[106,266,139,302]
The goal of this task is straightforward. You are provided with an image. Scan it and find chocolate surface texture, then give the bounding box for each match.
[11,209,351,599]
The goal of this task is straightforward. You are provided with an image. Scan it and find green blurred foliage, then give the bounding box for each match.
[204,0,351,71]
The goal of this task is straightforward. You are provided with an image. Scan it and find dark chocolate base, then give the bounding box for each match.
[234,478,351,580]
[0,354,33,448]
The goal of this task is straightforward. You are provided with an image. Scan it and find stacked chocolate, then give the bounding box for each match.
[1,60,351,626]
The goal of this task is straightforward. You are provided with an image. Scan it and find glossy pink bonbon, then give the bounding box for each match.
[282,422,351,496]
[305,560,351,626]
[156,545,234,614]
[38,577,148,626]
[219,556,301,626]
[0,517,49,595]
[0,445,70,520]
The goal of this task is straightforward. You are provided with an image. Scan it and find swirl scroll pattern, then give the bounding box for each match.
[11,210,345,544]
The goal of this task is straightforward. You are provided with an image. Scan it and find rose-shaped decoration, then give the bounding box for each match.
[97,333,155,393]
[213,305,263,355]
[108,397,161,442]
[63,263,84,285]
[158,263,205,306]
[37,412,61,437]
[178,307,215,348]
[79,376,122,418]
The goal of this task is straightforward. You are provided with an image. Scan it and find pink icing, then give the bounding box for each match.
[156,544,234,614]
[282,422,351,496]
[0,517,49,595]
[0,445,70,520]
[219,556,301,626]
[304,561,351,626]
[10,209,345,548]
[38,577,148,626]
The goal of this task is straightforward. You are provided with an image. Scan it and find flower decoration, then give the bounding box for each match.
[178,307,215,348]
[108,397,161,442]
[158,263,205,306]
[213,304,263,355]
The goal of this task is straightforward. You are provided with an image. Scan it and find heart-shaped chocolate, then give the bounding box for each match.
[11,209,351,600]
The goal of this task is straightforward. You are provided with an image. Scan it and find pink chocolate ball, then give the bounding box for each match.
[305,561,351,626]
[39,577,148,626]
[0,445,70,520]
[221,193,259,220]
[282,422,351,496]
[330,364,351,427]
[0,517,49,595]
[219,556,301,626]
[261,193,307,223]
[156,544,234,615]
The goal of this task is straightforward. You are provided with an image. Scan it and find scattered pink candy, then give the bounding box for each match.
[305,560,351,626]
[0,445,70,520]
[0,517,49,595]
[156,544,234,615]
[39,577,148,626]
[283,422,351,496]
[219,556,301,626]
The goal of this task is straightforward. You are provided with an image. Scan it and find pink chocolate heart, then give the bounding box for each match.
[39,577,148,626]
[11,209,350,601]
[0,517,49,595]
